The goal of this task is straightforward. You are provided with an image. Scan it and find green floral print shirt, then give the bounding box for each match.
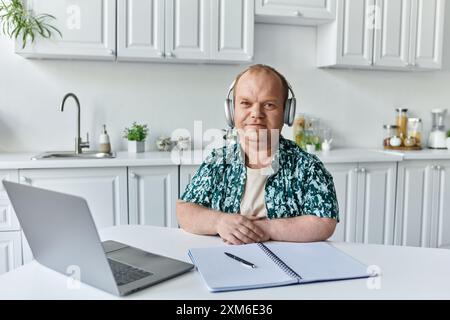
[181,136,339,221]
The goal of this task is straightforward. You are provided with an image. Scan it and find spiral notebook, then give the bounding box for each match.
[188,242,376,292]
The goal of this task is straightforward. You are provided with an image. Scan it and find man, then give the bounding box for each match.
[176,64,339,245]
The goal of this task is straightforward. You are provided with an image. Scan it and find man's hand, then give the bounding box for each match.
[217,214,267,245]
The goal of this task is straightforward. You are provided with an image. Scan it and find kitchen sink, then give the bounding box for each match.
[31,151,116,160]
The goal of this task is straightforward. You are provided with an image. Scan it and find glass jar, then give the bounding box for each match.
[307,118,322,151]
[407,118,423,147]
[395,108,408,139]
[293,113,306,147]
[383,124,400,147]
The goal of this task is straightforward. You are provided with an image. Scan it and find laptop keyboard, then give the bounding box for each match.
[108,259,153,286]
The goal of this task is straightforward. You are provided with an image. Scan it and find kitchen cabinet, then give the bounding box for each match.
[0,231,22,275]
[395,160,450,248]
[117,0,165,60]
[15,0,116,60]
[128,166,179,227]
[179,165,200,198]
[117,0,253,62]
[255,0,336,25]
[410,0,446,69]
[0,170,20,231]
[18,167,128,229]
[210,0,254,61]
[326,162,396,245]
[317,0,446,70]
[0,170,22,274]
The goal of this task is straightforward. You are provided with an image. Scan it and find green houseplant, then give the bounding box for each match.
[0,0,61,48]
[123,122,149,153]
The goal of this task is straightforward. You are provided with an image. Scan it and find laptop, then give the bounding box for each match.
[2,180,194,296]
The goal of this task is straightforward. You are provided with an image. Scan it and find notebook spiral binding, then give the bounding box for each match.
[257,243,302,280]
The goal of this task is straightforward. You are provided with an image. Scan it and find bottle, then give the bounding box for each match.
[407,118,423,147]
[395,108,408,142]
[99,124,111,154]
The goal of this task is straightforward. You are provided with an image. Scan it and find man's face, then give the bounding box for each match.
[233,70,285,142]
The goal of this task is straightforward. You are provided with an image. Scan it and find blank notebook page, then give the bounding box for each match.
[265,242,371,283]
[189,244,296,291]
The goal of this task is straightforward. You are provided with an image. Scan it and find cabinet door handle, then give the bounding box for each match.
[157,51,164,57]
[293,11,303,16]
[360,168,366,173]
[108,49,114,55]
[354,168,359,172]
[436,165,442,171]
[130,171,137,179]
[166,52,174,58]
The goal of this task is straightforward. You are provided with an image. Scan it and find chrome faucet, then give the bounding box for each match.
[60,93,90,154]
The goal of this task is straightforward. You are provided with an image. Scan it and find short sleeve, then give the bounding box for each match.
[302,159,339,221]
[180,150,219,208]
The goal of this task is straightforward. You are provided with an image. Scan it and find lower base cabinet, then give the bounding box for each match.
[18,167,128,229]
[128,166,179,228]
[395,160,450,248]
[326,162,397,245]
[0,231,22,275]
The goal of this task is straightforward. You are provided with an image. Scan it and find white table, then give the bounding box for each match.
[0,225,449,299]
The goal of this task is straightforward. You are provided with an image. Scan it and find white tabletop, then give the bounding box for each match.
[0,225,449,300]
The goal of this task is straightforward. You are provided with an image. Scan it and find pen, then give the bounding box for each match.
[224,252,257,268]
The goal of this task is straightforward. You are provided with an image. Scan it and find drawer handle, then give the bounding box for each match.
[293,10,303,16]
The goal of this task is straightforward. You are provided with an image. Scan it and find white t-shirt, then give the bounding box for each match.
[239,166,271,218]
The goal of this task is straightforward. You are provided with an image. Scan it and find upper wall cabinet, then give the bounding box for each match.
[16,0,254,63]
[15,0,116,60]
[117,0,254,62]
[255,0,336,25]
[316,0,446,70]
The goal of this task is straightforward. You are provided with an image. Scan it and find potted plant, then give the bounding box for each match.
[0,0,62,48]
[447,130,450,150]
[123,122,149,153]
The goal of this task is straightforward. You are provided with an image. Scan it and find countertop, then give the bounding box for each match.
[0,151,180,169]
[0,147,449,169]
[0,225,449,299]
[378,148,450,160]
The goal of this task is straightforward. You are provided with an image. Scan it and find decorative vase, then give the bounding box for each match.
[156,136,173,151]
[128,140,145,153]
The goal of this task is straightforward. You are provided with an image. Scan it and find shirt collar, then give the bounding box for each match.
[231,134,287,176]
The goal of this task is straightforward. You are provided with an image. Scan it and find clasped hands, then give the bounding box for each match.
[216,213,270,245]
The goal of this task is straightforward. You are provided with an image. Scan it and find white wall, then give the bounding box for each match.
[1,5,450,152]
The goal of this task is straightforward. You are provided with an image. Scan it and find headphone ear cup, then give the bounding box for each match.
[288,97,296,126]
[224,98,234,128]
[283,98,296,126]
[284,99,292,125]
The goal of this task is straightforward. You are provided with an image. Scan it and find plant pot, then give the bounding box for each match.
[447,137,450,150]
[128,140,145,153]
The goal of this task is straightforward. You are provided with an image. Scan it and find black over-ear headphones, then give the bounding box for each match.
[224,70,297,128]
